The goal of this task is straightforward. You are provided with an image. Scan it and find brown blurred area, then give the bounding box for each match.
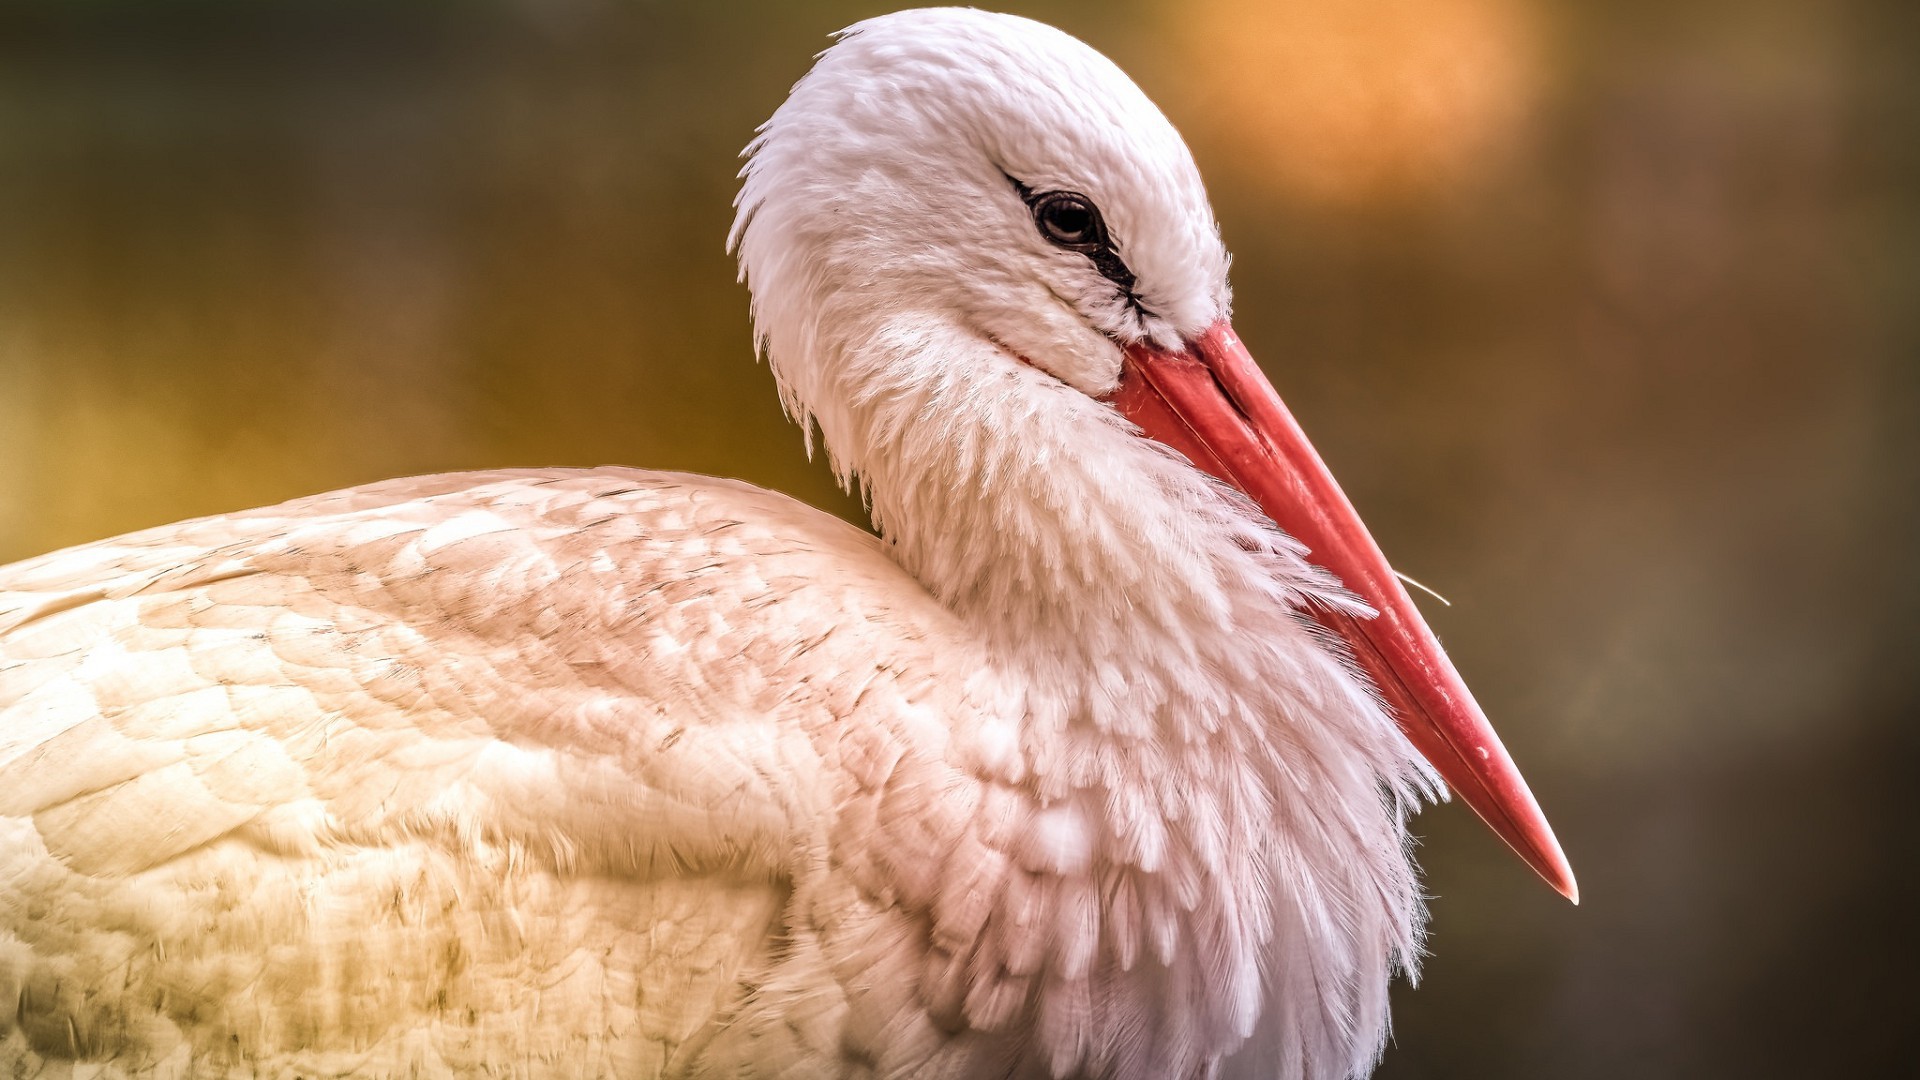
[1,1,1912,1076]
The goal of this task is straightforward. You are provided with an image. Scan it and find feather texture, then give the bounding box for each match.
[2,9,1439,1079]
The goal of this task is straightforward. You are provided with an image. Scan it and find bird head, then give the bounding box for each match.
[732,7,1575,902]
[733,8,1225,404]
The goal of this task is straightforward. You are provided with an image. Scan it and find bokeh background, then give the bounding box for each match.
[1,1,1912,1076]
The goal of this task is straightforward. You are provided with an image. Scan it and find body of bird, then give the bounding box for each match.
[0,9,1569,1079]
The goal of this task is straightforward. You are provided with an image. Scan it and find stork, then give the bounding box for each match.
[0,9,1573,1079]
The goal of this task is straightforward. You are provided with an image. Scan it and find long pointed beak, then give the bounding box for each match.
[1112,321,1577,902]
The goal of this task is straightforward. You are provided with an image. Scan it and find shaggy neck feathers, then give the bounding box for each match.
[750,295,1436,1077]
[729,9,1438,1077]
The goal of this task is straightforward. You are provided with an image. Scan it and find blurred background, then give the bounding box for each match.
[0,0,1911,1076]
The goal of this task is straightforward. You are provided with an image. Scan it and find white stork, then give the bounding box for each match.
[0,9,1573,1079]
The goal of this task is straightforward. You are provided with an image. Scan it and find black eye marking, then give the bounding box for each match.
[1034,192,1100,248]
[1005,174,1138,296]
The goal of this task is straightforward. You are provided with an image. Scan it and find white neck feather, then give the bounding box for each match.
[782,300,1436,1078]
[729,10,1439,1075]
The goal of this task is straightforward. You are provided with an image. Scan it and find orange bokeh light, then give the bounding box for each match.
[1169,0,1546,205]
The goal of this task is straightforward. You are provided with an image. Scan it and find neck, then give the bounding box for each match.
[805,316,1383,734]
[787,312,1436,1076]
[833,322,1246,653]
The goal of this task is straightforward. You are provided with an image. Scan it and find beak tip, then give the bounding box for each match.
[1549,861,1580,905]
[1520,827,1579,904]
[1462,770,1579,904]
[1553,858,1580,906]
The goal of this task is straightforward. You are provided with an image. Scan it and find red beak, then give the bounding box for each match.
[1113,321,1577,902]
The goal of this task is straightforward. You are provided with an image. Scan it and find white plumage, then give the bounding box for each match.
[0,9,1568,1079]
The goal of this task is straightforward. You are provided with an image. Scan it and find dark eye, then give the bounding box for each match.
[1005,174,1138,293]
[1034,193,1100,249]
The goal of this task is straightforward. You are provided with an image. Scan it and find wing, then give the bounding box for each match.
[0,468,997,1077]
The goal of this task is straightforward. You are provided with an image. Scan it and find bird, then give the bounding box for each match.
[0,8,1574,1080]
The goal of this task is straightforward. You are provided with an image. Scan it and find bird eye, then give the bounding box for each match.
[1004,174,1138,293]
[1032,192,1103,250]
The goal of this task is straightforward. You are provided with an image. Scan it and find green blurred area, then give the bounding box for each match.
[0,1,1912,1076]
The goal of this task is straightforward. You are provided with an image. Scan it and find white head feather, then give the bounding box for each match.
[733,7,1226,407]
[734,9,1434,1079]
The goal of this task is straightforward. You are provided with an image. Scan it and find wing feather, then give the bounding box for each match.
[0,468,995,1077]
